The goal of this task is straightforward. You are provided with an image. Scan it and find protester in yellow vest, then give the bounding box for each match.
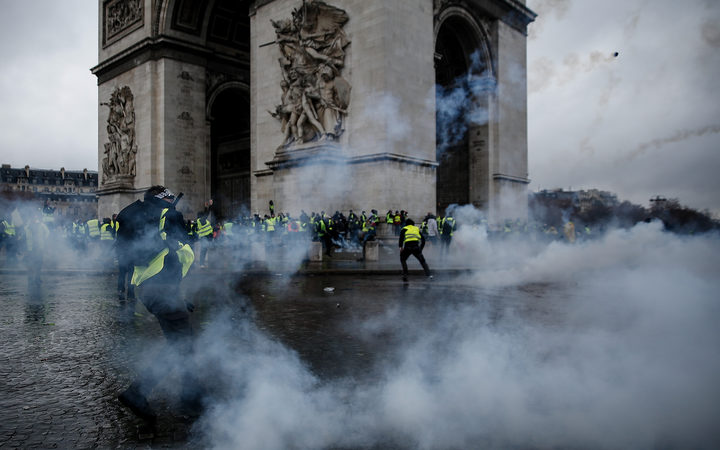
[194,213,213,268]
[86,218,100,240]
[1,218,18,261]
[116,185,200,423]
[100,218,115,241]
[399,218,432,282]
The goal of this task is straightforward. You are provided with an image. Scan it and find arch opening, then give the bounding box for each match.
[435,15,492,214]
[210,87,250,220]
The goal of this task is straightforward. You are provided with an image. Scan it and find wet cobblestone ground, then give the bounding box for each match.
[0,267,557,449]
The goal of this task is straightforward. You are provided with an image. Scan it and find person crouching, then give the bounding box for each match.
[399,218,432,282]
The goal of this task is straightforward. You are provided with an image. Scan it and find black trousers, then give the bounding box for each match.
[117,252,135,299]
[400,243,431,277]
[322,233,333,255]
[131,273,200,405]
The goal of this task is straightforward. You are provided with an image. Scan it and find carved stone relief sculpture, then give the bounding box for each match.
[101,86,138,183]
[268,1,351,148]
[104,0,144,45]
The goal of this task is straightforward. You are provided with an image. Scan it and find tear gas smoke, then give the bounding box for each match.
[181,218,720,449]
[626,123,720,161]
[4,196,719,448]
[435,51,495,159]
[0,198,110,271]
[701,19,720,47]
[527,0,573,40]
[529,50,619,94]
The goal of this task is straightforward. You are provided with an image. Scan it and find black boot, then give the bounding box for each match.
[118,386,156,423]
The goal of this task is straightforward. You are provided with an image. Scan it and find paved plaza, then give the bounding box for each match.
[0,258,482,449]
[3,236,717,449]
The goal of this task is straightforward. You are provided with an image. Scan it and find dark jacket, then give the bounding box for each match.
[115,198,187,264]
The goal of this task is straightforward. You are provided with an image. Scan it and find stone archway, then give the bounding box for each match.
[95,0,532,222]
[434,10,494,214]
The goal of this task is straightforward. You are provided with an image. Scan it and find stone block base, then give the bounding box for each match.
[364,241,379,261]
[309,241,323,262]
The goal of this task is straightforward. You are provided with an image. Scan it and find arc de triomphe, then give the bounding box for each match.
[92,0,535,222]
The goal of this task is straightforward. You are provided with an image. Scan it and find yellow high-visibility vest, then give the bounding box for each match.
[265,217,276,232]
[87,219,100,238]
[1,220,15,236]
[100,223,114,240]
[131,208,194,286]
[223,222,234,235]
[402,225,422,245]
[195,219,213,238]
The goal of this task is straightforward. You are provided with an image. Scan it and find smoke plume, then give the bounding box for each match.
[184,219,720,449]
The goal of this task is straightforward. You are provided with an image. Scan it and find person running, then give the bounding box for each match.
[116,186,200,423]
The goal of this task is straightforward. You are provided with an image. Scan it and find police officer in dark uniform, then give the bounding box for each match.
[116,185,200,422]
[399,218,432,282]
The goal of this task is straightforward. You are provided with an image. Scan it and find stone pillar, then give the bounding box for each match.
[488,19,531,223]
[308,241,323,262]
[95,60,210,219]
[251,0,437,220]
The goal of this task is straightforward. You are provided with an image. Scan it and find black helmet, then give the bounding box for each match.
[145,185,175,201]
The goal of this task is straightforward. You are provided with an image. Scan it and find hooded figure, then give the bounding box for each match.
[116,185,201,423]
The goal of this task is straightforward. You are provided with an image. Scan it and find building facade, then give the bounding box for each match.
[0,164,98,221]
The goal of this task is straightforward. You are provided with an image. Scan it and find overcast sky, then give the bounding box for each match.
[0,0,718,213]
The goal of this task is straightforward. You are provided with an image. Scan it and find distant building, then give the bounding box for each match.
[534,188,618,212]
[576,189,618,212]
[0,164,98,221]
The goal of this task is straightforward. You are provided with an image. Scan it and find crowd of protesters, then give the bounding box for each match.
[1,197,622,273]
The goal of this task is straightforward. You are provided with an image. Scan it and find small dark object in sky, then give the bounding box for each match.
[613,52,619,57]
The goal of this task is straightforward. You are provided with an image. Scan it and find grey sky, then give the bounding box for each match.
[0,0,98,173]
[0,0,718,213]
[526,0,720,213]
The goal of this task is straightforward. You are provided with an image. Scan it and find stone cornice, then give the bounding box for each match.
[265,144,438,172]
[437,0,536,35]
[91,36,249,85]
[350,153,438,168]
[493,173,530,184]
[472,0,536,33]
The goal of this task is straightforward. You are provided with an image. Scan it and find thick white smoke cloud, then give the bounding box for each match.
[0,199,112,272]
[186,220,720,449]
[435,51,495,159]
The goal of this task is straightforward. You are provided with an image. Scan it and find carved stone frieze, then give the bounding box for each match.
[103,0,144,45]
[101,86,138,183]
[178,71,194,81]
[206,70,248,100]
[268,1,352,149]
